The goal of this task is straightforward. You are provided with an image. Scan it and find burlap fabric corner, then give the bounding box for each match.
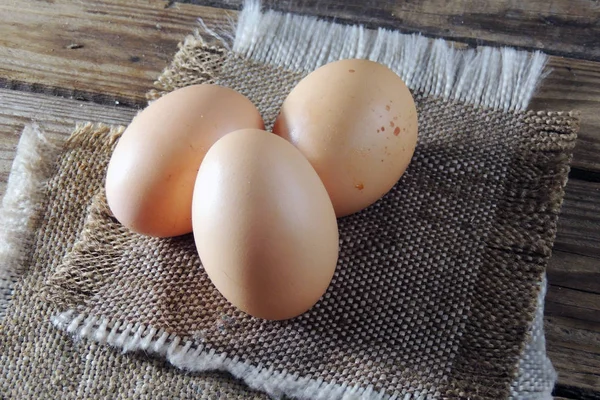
[1,3,578,400]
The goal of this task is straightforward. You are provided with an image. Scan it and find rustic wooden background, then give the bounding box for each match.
[0,1,598,398]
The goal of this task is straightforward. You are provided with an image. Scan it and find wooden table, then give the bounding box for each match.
[1,1,598,398]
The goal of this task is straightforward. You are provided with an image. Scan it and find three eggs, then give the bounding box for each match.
[105,59,418,320]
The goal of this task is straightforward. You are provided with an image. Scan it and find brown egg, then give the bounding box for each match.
[273,59,418,217]
[192,129,339,320]
[106,84,264,237]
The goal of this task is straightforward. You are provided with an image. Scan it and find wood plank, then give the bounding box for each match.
[201,0,600,61]
[554,384,600,400]
[554,179,600,259]
[531,57,600,173]
[1,88,599,395]
[547,197,600,396]
[0,0,232,107]
[0,89,136,198]
[546,314,600,395]
[1,2,599,173]
[546,184,600,395]
[548,251,600,295]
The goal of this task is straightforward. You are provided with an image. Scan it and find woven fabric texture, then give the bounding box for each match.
[38,44,578,399]
[0,125,267,399]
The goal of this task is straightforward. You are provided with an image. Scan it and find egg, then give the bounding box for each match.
[106,84,264,237]
[273,59,418,217]
[192,129,339,320]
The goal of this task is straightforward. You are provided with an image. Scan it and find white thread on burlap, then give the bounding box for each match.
[232,1,547,112]
[51,310,378,400]
[0,124,60,321]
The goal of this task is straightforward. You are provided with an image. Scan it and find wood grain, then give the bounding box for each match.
[198,0,600,61]
[547,228,600,395]
[546,314,600,394]
[1,1,599,174]
[554,179,600,259]
[0,89,136,197]
[0,0,232,107]
[531,57,600,173]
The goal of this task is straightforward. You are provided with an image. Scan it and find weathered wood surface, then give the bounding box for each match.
[531,57,600,173]
[0,0,231,107]
[0,0,599,397]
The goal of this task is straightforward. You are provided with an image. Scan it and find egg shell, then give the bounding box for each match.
[273,59,418,217]
[192,129,339,320]
[105,84,264,237]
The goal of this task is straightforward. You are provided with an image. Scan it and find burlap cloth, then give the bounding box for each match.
[0,4,579,400]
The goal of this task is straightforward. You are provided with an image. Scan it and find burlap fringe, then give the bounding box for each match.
[147,37,228,101]
[52,310,387,400]
[66,122,124,148]
[0,125,61,321]
[230,1,547,111]
[0,123,124,322]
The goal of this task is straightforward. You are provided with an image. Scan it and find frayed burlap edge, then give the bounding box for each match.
[39,124,125,309]
[0,125,61,321]
[232,1,547,112]
[444,110,577,398]
[1,122,124,322]
[146,36,228,102]
[0,123,123,322]
[66,123,125,149]
[149,5,547,113]
[51,308,374,399]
